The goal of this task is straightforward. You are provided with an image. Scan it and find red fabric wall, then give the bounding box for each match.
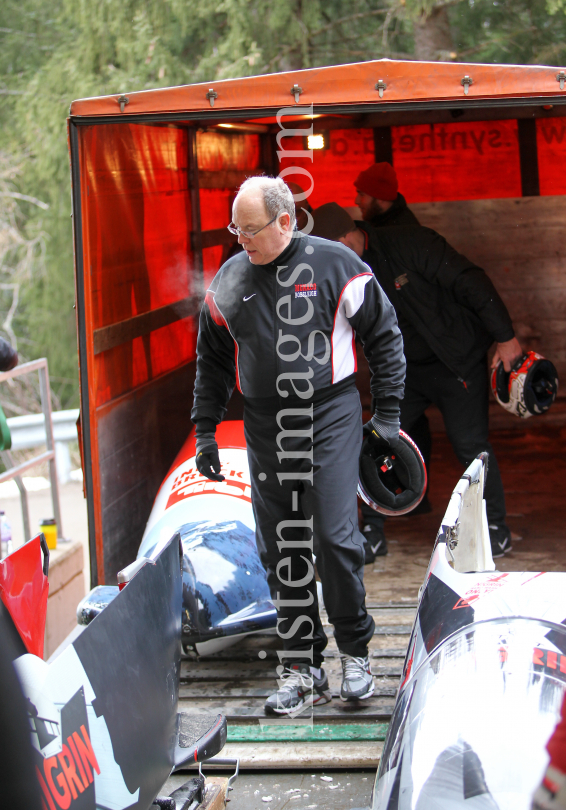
[391,120,522,202]
[537,116,566,196]
[278,128,375,208]
[197,131,261,171]
[276,122,527,207]
[79,116,566,410]
[80,123,197,407]
[197,131,262,286]
[200,188,234,288]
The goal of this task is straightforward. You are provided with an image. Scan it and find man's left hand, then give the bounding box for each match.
[491,337,523,372]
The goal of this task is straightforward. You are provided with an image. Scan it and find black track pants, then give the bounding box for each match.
[244,388,375,668]
[362,357,506,529]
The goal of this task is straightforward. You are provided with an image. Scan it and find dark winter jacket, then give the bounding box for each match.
[191,234,405,427]
[357,221,515,381]
[369,193,420,229]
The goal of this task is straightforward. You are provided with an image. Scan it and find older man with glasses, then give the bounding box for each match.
[191,176,405,716]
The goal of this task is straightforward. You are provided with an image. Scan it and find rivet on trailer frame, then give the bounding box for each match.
[291,84,303,104]
[461,75,473,95]
[375,79,387,99]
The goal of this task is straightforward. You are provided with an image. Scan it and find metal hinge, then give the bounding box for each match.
[117,95,129,113]
[557,72,566,91]
[291,84,303,104]
[206,88,218,108]
[461,75,473,95]
[375,79,387,99]
[447,524,459,551]
[445,524,459,566]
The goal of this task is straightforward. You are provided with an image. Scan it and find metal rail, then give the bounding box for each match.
[6,408,79,484]
[0,358,62,546]
[6,409,79,449]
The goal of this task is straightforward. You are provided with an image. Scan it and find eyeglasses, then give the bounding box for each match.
[227,215,278,239]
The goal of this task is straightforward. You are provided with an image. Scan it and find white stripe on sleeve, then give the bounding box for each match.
[332,273,373,383]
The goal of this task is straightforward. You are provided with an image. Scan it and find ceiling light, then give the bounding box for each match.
[307,134,325,150]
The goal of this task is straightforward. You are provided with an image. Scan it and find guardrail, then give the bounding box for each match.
[7,408,80,485]
[0,358,62,545]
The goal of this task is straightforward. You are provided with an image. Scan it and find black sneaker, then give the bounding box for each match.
[264,663,332,716]
[489,524,513,558]
[362,525,387,564]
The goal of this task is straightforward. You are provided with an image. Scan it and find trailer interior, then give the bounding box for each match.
[69,60,566,586]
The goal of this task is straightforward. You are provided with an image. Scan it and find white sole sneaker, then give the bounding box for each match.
[340,680,375,701]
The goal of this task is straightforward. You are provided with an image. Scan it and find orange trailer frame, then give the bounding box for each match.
[68,59,566,586]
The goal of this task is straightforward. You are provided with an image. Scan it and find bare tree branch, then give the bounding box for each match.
[0,283,20,347]
[0,192,49,210]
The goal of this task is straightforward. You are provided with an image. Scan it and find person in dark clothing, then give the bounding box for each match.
[353,163,429,559]
[191,177,406,714]
[311,203,522,561]
[354,162,420,229]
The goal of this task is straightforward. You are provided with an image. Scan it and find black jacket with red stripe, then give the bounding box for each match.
[191,234,405,426]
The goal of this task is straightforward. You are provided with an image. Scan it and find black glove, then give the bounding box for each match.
[363,421,396,462]
[195,432,225,482]
[364,396,401,448]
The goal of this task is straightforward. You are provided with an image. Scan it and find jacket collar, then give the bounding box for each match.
[262,232,304,271]
[369,193,407,226]
[355,220,378,262]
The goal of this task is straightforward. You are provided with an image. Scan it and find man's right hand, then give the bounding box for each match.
[364,409,400,447]
[363,419,397,455]
[195,435,225,482]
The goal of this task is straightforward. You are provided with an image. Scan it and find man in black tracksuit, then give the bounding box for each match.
[311,203,522,559]
[191,177,406,715]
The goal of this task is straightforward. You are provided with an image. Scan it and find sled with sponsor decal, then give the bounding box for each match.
[373,453,566,810]
[78,421,276,656]
[4,533,228,810]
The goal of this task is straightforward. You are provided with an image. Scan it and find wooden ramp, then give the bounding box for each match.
[178,602,415,769]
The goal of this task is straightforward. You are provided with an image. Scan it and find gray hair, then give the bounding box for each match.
[236,176,296,228]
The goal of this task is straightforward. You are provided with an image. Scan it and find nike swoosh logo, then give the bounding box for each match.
[243,294,256,302]
[371,544,381,554]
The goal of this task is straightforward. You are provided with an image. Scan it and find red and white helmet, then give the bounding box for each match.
[491,351,558,419]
